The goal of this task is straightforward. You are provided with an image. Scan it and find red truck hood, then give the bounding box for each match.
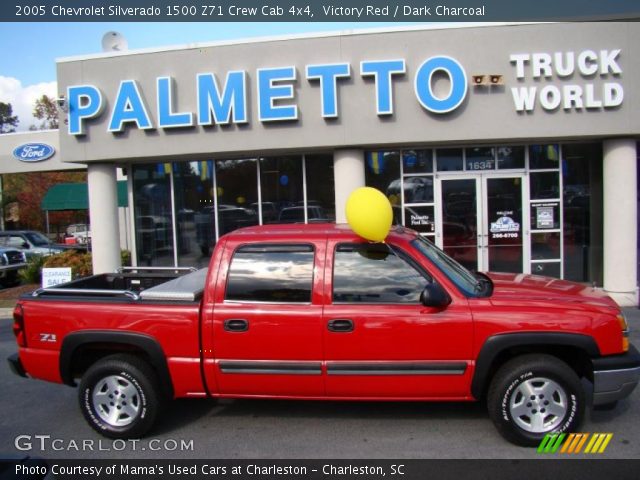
[485,272,619,311]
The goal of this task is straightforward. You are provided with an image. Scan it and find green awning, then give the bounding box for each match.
[41,181,128,211]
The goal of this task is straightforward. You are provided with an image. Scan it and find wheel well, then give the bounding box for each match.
[478,345,593,400]
[66,341,174,399]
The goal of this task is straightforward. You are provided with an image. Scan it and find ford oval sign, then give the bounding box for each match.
[13,143,56,162]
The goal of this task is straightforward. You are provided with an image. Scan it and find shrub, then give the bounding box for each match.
[121,250,131,267]
[18,255,47,284]
[43,250,93,278]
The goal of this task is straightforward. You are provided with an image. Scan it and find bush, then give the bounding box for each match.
[18,249,132,285]
[121,250,131,267]
[43,250,93,278]
[18,255,47,284]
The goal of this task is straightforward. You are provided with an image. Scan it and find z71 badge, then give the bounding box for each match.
[39,333,57,343]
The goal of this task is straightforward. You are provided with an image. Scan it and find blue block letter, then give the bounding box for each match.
[257,67,297,122]
[306,63,351,118]
[414,56,468,114]
[157,77,193,128]
[360,60,406,115]
[197,71,247,125]
[108,80,153,132]
[67,85,104,135]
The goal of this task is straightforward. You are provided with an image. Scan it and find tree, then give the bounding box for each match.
[0,102,19,133]
[33,95,59,130]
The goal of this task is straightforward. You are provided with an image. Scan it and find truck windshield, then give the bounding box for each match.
[410,235,490,297]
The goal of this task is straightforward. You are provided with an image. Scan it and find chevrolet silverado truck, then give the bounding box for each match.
[8,224,640,446]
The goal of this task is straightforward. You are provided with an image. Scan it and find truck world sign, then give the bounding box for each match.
[66,49,624,135]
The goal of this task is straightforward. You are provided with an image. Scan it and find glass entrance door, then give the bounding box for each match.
[482,176,525,273]
[437,174,527,273]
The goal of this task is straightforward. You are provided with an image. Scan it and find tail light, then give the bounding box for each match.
[13,303,26,347]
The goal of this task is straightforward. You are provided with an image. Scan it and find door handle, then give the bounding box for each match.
[327,319,354,332]
[224,319,249,332]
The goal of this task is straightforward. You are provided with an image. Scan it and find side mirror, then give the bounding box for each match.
[21,242,30,249]
[420,282,451,308]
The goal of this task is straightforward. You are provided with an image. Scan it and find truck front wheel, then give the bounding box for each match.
[487,354,585,446]
[79,354,162,438]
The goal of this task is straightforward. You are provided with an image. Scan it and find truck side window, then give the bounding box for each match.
[333,243,429,304]
[226,244,314,303]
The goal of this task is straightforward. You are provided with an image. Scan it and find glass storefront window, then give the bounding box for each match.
[529,144,560,169]
[531,262,561,278]
[305,154,335,222]
[402,150,433,174]
[562,143,603,284]
[530,171,560,199]
[465,147,495,171]
[173,161,214,267]
[436,148,464,172]
[531,232,561,260]
[215,158,259,241]
[132,164,175,266]
[260,156,304,223]
[365,150,401,222]
[497,146,525,169]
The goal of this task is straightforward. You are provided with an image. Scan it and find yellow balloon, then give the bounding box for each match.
[345,187,393,242]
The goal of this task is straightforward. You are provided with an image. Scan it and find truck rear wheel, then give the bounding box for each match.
[487,354,584,446]
[79,354,162,438]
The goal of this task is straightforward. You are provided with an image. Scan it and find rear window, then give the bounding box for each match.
[225,244,314,303]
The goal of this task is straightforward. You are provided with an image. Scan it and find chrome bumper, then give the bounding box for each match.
[592,344,640,405]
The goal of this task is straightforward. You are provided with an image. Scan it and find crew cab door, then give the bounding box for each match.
[210,241,325,397]
[322,240,473,398]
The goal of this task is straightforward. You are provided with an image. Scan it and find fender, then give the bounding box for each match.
[471,332,600,399]
[59,330,174,398]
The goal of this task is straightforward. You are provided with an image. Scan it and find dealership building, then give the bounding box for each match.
[1,22,639,305]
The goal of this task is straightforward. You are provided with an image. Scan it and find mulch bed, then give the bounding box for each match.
[0,284,39,300]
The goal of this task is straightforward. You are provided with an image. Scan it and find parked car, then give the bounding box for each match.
[0,231,66,258]
[8,224,639,445]
[0,247,27,287]
[65,224,92,245]
[278,205,330,223]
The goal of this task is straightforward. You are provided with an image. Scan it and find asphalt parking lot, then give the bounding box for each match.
[1,310,639,460]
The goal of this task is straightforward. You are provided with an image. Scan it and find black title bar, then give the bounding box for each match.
[3,0,640,22]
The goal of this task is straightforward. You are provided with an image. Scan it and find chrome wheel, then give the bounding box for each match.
[91,375,141,427]
[508,377,567,433]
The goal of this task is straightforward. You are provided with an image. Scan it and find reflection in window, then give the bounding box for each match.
[214,159,259,242]
[403,176,434,204]
[436,148,464,172]
[174,161,214,267]
[365,150,401,221]
[133,164,175,266]
[305,154,335,222]
[497,146,525,169]
[333,243,426,304]
[260,156,304,224]
[402,150,433,174]
[562,143,603,284]
[529,144,560,170]
[225,245,314,303]
[465,147,495,171]
[530,172,560,199]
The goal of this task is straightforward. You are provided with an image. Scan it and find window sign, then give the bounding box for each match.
[489,211,520,240]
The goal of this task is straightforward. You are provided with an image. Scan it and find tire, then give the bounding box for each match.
[487,354,585,446]
[79,354,163,439]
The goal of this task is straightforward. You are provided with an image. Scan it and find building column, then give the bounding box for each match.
[87,163,122,274]
[603,139,637,306]
[334,149,365,223]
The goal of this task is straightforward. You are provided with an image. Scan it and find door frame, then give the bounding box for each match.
[435,172,530,273]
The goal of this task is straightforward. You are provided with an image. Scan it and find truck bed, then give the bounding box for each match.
[27,267,206,302]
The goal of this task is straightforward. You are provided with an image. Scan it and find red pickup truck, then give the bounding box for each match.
[8,224,640,446]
